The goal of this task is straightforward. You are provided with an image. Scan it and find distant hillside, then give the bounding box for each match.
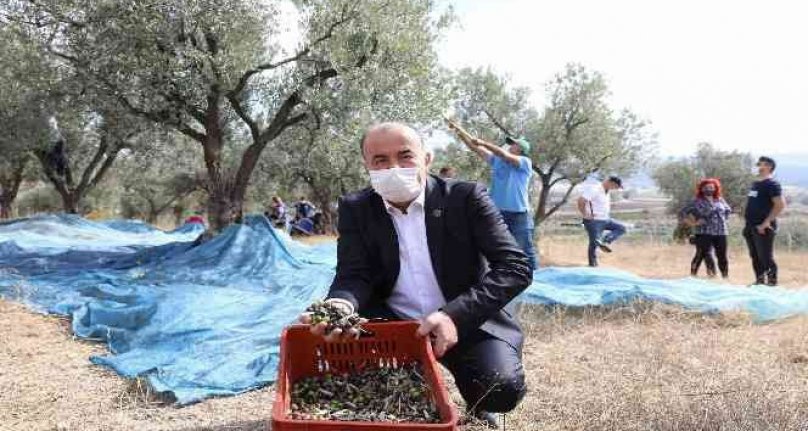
[773,153,808,187]
[631,153,808,190]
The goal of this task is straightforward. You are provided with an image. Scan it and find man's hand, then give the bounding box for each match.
[756,220,772,235]
[416,311,458,359]
[298,299,364,342]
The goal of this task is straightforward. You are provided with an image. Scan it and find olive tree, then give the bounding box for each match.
[15,0,451,231]
[118,133,204,223]
[450,64,657,231]
[653,142,755,214]
[0,23,53,218]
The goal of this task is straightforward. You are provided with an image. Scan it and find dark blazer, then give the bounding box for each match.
[327,175,533,348]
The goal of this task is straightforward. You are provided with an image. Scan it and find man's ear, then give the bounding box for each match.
[425,150,434,167]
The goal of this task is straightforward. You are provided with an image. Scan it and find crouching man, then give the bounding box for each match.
[299,123,532,427]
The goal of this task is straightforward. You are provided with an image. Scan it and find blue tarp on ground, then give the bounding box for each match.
[1,215,807,404]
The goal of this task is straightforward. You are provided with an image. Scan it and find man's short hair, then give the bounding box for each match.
[359,122,423,154]
[439,166,454,175]
[758,156,777,171]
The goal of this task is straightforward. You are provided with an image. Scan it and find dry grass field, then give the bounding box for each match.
[541,236,808,287]
[1,237,807,431]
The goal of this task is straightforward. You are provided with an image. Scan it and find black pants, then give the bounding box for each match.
[440,330,527,413]
[691,234,728,278]
[364,305,526,413]
[743,225,778,285]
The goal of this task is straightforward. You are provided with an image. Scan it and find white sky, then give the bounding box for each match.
[437,0,808,156]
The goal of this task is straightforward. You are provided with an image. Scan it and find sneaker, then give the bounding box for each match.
[595,239,612,253]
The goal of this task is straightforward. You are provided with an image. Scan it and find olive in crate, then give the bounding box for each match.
[289,362,440,423]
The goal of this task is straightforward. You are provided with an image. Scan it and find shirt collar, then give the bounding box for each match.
[383,185,427,215]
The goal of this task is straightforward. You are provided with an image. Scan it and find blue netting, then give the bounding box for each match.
[1,214,806,404]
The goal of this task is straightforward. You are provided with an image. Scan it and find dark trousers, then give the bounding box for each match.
[440,330,527,413]
[691,234,728,278]
[500,211,539,270]
[364,305,526,413]
[743,225,778,284]
[583,219,627,267]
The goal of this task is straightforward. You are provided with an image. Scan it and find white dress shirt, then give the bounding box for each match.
[383,188,446,319]
[580,182,611,220]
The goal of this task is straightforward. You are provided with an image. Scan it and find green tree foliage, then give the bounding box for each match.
[33,103,155,214]
[1,14,152,215]
[14,0,451,231]
[0,24,50,218]
[653,142,756,215]
[118,134,205,223]
[450,64,657,231]
[432,141,490,183]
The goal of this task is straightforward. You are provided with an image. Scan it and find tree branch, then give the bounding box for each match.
[229,2,359,97]
[76,137,109,193]
[540,182,580,222]
[227,93,260,141]
[87,147,120,190]
[484,109,513,136]
[586,152,614,176]
[549,175,569,188]
[114,93,206,142]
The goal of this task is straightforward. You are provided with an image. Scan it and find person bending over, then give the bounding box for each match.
[300,123,532,428]
[577,176,627,267]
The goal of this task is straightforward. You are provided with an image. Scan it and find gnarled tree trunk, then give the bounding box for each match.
[0,158,27,219]
[35,137,122,216]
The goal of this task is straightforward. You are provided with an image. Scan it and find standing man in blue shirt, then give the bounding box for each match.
[447,121,538,269]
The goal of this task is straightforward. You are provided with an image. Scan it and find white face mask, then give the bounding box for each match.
[369,167,422,204]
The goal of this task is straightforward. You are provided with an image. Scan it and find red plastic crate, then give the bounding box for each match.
[272,321,459,430]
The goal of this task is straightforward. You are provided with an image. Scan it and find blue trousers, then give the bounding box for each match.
[583,219,626,267]
[501,211,539,270]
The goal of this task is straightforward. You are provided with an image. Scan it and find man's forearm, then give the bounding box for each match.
[476,139,520,166]
[577,199,590,218]
[454,134,490,161]
[470,143,493,160]
[763,200,786,224]
[476,139,506,157]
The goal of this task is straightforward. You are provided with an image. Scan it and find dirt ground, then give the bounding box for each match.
[1,240,807,431]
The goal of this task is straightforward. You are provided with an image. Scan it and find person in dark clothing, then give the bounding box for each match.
[299,123,532,428]
[681,178,732,278]
[743,156,787,286]
[294,197,315,220]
